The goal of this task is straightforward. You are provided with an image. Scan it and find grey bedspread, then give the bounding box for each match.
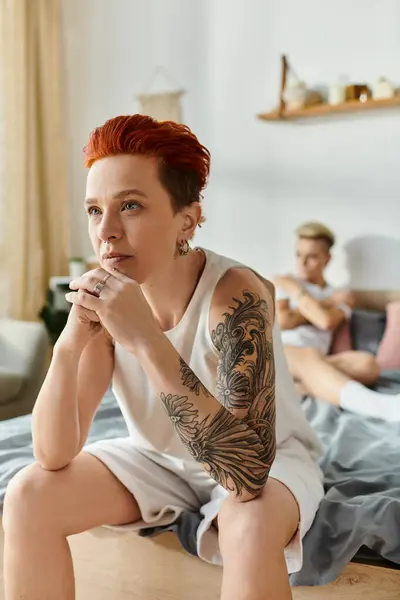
[290,370,400,585]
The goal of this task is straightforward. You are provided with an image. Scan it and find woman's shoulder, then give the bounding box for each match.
[209,266,274,332]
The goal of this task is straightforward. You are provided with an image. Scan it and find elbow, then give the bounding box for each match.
[33,447,75,472]
[229,471,272,504]
[231,490,261,503]
[278,317,291,331]
[276,309,289,330]
[34,455,71,472]
[39,462,70,472]
[317,315,337,331]
[229,482,267,503]
[35,459,71,472]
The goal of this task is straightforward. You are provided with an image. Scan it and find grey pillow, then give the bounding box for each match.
[350,309,387,355]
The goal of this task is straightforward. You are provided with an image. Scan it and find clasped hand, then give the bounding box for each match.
[65,267,160,353]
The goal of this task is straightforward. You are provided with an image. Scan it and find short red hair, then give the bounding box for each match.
[83,114,210,214]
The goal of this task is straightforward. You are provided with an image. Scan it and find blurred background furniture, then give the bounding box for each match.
[353,289,400,311]
[40,276,72,344]
[0,319,49,421]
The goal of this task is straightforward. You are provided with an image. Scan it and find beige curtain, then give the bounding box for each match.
[0,0,69,321]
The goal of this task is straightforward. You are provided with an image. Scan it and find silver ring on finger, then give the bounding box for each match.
[93,273,111,297]
[93,281,105,296]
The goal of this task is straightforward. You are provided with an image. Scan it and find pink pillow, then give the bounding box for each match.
[329,320,352,354]
[376,301,400,370]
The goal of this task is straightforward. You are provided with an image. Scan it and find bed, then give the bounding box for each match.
[293,289,400,586]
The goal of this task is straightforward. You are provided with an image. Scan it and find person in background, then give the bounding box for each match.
[273,221,400,422]
[3,116,324,600]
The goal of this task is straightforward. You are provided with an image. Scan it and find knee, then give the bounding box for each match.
[3,462,57,535]
[218,494,286,558]
[218,479,300,563]
[218,496,261,539]
[286,346,324,373]
[357,352,380,384]
[218,497,260,558]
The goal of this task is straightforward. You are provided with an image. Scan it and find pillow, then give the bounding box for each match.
[330,320,352,354]
[350,309,386,355]
[376,302,400,370]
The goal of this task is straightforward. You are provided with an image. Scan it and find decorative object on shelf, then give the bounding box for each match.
[137,66,185,122]
[284,80,307,111]
[68,257,87,279]
[345,84,371,102]
[328,83,346,106]
[304,89,324,108]
[372,77,395,100]
[258,54,400,122]
[277,58,323,113]
[259,96,400,120]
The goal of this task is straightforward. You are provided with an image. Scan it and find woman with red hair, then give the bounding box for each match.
[3,115,324,600]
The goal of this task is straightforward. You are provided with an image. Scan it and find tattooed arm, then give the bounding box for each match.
[135,268,276,502]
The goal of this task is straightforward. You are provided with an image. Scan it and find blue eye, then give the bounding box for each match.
[123,202,141,211]
[87,207,101,216]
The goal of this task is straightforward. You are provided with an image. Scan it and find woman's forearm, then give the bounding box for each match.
[296,291,334,329]
[135,332,274,502]
[32,342,83,470]
[278,308,309,330]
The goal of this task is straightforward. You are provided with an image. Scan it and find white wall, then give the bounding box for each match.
[62,0,400,289]
[62,0,213,259]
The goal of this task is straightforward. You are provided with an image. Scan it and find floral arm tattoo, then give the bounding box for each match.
[160,289,276,500]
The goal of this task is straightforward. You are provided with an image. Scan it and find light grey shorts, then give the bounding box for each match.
[84,437,324,574]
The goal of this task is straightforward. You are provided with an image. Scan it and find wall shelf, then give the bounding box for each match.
[258,95,400,121]
[258,55,400,122]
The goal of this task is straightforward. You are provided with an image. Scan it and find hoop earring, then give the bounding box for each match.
[178,240,190,256]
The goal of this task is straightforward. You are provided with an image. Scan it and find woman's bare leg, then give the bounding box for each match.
[218,478,299,600]
[284,346,350,406]
[285,347,400,420]
[3,452,141,600]
[326,351,380,386]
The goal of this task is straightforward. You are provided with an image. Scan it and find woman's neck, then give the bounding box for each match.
[141,248,206,332]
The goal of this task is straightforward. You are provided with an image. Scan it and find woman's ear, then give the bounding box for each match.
[179,202,203,239]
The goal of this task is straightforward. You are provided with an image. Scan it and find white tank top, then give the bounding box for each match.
[111,248,323,466]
